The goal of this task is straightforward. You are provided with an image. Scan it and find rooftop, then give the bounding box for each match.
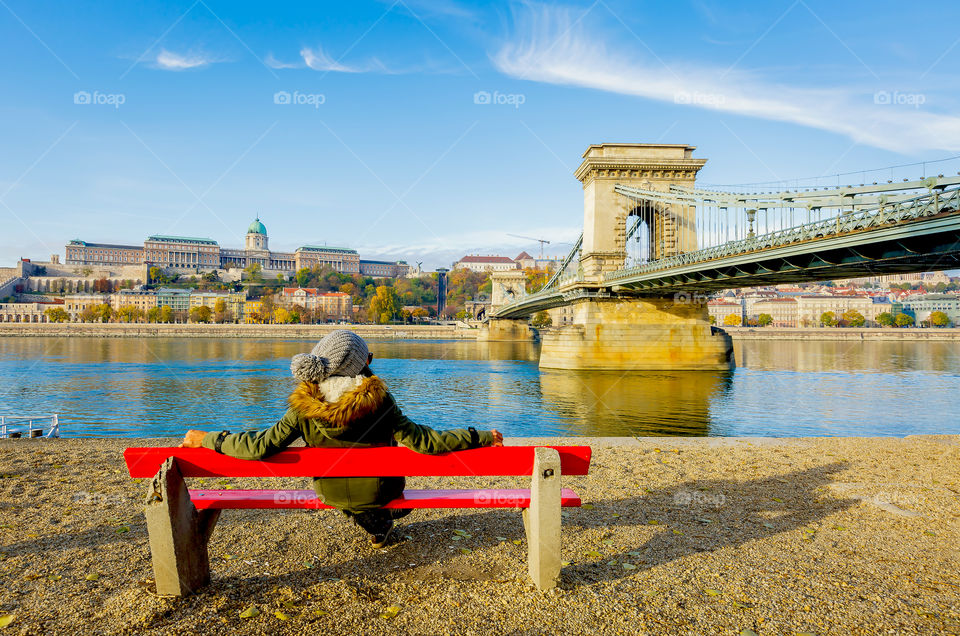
[296,245,358,255]
[457,255,518,264]
[146,235,218,246]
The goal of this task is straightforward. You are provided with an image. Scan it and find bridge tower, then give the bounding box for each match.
[537,143,733,371]
[577,144,704,279]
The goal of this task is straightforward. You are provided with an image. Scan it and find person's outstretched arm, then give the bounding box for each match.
[179,410,303,460]
[387,395,503,453]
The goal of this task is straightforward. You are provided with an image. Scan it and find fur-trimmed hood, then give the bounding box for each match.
[288,375,388,428]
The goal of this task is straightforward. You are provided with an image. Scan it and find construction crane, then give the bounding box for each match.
[507,234,551,259]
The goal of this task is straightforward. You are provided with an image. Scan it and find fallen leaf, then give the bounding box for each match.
[303,561,314,568]
[585,550,602,559]
[732,600,753,609]
[47,574,62,581]
[512,540,522,545]
[496,536,507,541]
[0,615,13,628]
[627,551,642,557]
[459,548,472,555]
[239,606,260,619]
[453,529,468,536]
[762,522,775,529]
[314,610,329,617]
[772,497,783,503]
[115,526,130,534]
[223,554,237,560]
[85,573,99,581]
[561,561,571,566]
[703,589,721,596]
[834,526,847,531]
[601,539,614,545]
[380,606,401,619]
[581,504,594,510]
[274,611,290,621]
[739,630,758,636]
[622,563,637,570]
[923,530,936,537]
[451,536,461,541]
[610,513,621,518]
[647,520,660,525]
[697,518,714,524]
[672,530,683,535]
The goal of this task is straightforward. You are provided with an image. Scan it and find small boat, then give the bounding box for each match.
[0,414,60,439]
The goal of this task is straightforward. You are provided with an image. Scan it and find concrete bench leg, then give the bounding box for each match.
[144,457,220,596]
[521,447,561,591]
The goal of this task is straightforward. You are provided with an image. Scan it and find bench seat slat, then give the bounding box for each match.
[189,488,583,510]
[125,446,592,478]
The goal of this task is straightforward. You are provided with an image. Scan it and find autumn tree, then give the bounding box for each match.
[757,313,773,327]
[723,313,742,326]
[876,312,894,327]
[44,307,70,323]
[531,310,553,328]
[894,312,915,327]
[820,311,837,327]
[840,310,865,327]
[368,286,402,324]
[930,310,950,327]
[189,306,212,323]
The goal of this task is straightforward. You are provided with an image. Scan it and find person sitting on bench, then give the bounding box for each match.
[179,329,503,547]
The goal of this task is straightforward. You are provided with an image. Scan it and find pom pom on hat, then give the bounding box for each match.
[290,353,331,383]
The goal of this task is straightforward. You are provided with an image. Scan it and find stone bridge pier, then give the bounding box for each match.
[478,270,537,342]
[539,143,733,370]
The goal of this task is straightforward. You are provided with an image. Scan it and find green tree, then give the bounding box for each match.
[820,311,837,327]
[296,268,311,287]
[708,315,716,325]
[841,309,865,327]
[189,305,212,323]
[531,310,553,328]
[930,310,950,327]
[243,263,263,283]
[757,313,773,327]
[44,307,70,323]
[146,307,161,323]
[723,313,742,326]
[876,311,894,327]
[894,312,915,327]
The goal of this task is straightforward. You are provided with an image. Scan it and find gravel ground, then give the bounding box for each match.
[0,435,957,635]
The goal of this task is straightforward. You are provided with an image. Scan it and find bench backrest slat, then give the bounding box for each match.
[124,446,592,479]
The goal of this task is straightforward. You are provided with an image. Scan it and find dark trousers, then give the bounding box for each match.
[344,509,394,536]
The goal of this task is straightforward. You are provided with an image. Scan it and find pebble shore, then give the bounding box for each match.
[0,435,957,635]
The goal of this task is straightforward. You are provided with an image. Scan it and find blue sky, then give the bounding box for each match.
[2,0,959,268]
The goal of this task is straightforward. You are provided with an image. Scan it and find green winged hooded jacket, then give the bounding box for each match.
[202,375,492,511]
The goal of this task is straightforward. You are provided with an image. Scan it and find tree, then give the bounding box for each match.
[159,305,174,323]
[92,277,113,293]
[44,307,70,323]
[295,268,311,287]
[189,305,212,323]
[146,307,161,323]
[876,312,894,327]
[368,286,402,324]
[820,311,837,327]
[894,312,915,327]
[709,315,716,325]
[723,313,742,326]
[841,310,865,328]
[757,313,773,327]
[273,307,292,324]
[412,307,429,322]
[243,263,263,283]
[213,298,231,323]
[116,305,142,323]
[531,310,553,328]
[930,310,950,327]
[148,267,162,284]
[95,303,113,323]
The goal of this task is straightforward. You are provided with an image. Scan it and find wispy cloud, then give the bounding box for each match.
[155,49,217,70]
[264,52,302,69]
[300,46,369,73]
[492,4,960,153]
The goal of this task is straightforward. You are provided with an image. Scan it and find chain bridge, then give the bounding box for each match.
[483,144,960,371]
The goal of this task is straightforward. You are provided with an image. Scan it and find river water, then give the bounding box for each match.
[0,337,957,438]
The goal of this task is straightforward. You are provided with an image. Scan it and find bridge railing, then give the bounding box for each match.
[606,186,960,281]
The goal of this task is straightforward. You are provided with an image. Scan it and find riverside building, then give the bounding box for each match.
[65,218,406,278]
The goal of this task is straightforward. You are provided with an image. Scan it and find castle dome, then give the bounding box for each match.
[247,217,267,235]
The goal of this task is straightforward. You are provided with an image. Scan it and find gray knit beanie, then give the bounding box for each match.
[290,330,369,383]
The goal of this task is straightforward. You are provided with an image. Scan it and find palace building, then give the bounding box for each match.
[65,218,408,278]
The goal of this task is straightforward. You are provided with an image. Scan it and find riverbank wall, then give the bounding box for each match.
[724,326,960,341]
[0,323,479,339]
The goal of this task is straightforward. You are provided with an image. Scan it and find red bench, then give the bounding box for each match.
[124,445,592,595]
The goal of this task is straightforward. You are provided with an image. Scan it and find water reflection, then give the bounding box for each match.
[538,370,732,436]
[0,337,958,438]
